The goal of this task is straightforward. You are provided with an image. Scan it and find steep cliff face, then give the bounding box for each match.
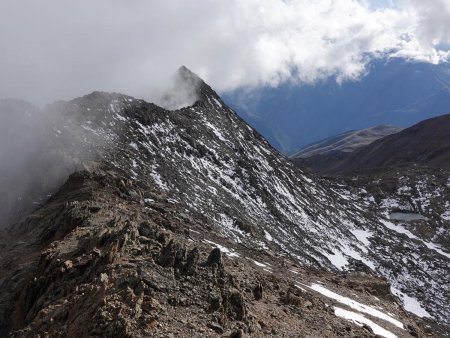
[0,68,449,336]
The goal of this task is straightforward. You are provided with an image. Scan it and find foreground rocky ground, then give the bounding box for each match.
[0,168,441,337]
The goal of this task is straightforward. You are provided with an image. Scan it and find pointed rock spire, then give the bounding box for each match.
[175,66,225,109]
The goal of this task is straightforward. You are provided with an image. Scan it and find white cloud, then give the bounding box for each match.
[0,0,449,105]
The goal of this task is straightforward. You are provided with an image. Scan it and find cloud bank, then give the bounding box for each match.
[0,0,449,105]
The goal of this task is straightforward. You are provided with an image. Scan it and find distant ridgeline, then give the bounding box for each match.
[223,58,450,153]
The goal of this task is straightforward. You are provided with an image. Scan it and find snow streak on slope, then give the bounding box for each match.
[35,84,450,329]
[308,283,403,329]
[334,307,398,338]
[338,169,450,326]
[391,287,432,319]
[380,219,450,259]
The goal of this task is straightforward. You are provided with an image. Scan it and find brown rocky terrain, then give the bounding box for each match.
[0,168,438,337]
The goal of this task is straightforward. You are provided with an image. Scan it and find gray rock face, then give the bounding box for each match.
[0,68,449,335]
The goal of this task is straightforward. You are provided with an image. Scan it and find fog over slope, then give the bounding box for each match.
[0,99,94,226]
[0,99,58,225]
[0,68,206,227]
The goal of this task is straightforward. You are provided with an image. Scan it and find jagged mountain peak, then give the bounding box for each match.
[1,81,450,336]
[48,91,138,110]
[173,65,225,110]
[177,65,201,83]
[76,91,134,103]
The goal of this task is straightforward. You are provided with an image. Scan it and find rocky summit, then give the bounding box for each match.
[0,67,449,337]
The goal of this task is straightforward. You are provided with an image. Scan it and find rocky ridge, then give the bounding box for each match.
[0,67,449,336]
[0,169,436,337]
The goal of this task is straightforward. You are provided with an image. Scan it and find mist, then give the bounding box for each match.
[150,66,202,110]
[0,0,449,106]
[0,100,57,225]
[0,65,202,227]
[0,97,112,227]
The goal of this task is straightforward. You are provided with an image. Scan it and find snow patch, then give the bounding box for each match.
[250,259,269,268]
[334,307,398,338]
[351,229,372,247]
[212,97,222,107]
[150,171,168,191]
[380,219,450,259]
[391,287,431,318]
[264,230,273,241]
[309,284,404,329]
[323,250,348,270]
[204,240,239,258]
[205,121,227,142]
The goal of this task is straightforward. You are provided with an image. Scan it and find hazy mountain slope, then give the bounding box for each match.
[290,125,401,158]
[223,59,450,153]
[0,99,91,226]
[0,68,449,335]
[295,114,450,176]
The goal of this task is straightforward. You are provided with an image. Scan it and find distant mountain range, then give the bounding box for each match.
[223,58,450,153]
[290,125,401,158]
[292,114,450,176]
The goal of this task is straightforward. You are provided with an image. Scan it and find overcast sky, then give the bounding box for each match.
[0,0,449,105]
